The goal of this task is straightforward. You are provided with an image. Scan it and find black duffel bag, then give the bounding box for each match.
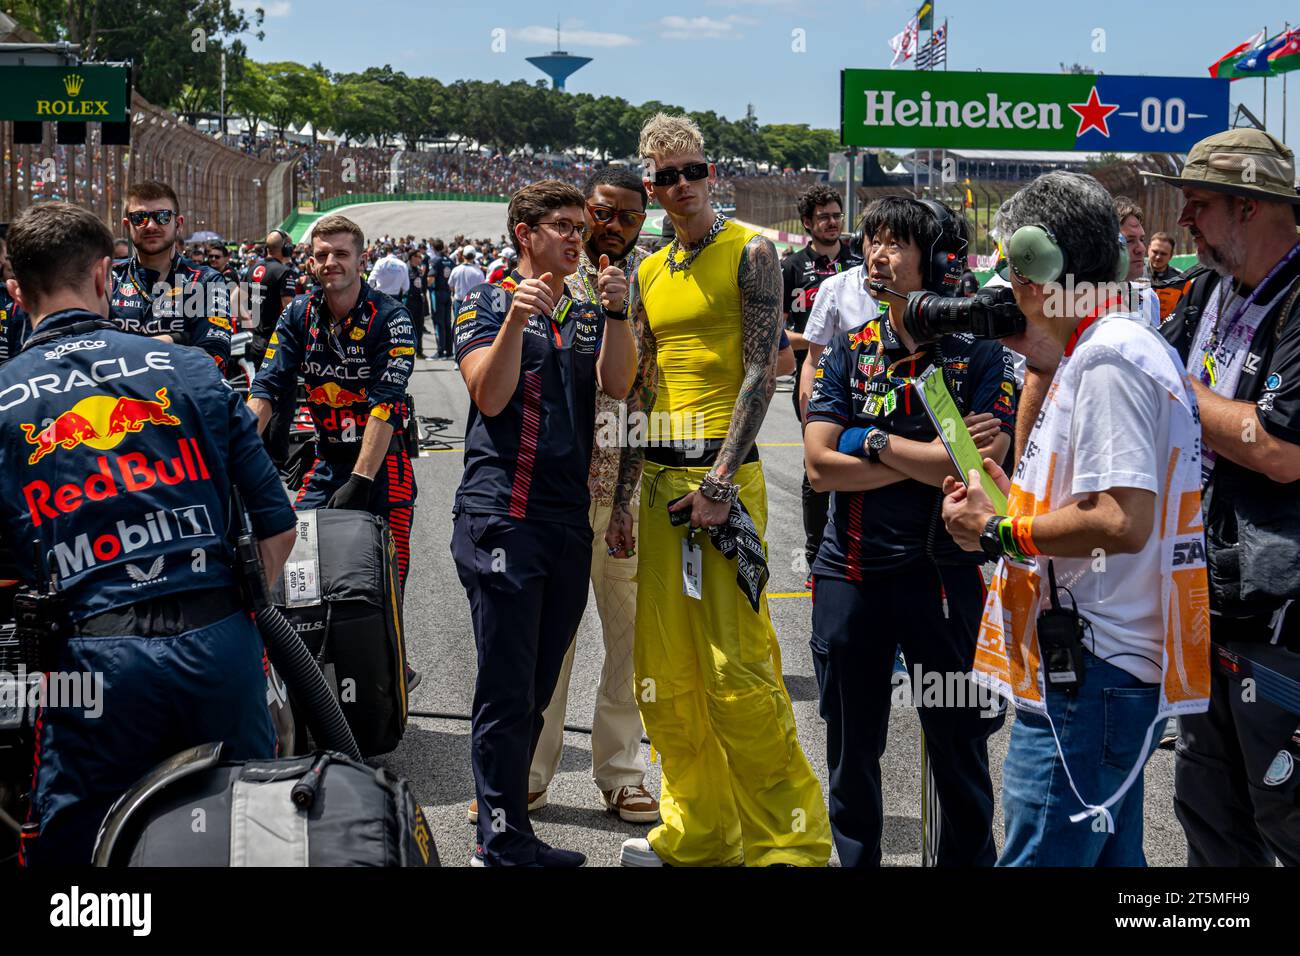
[94,743,437,866]
[270,509,409,757]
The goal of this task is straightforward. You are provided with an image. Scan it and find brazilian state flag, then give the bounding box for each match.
[916,2,934,31]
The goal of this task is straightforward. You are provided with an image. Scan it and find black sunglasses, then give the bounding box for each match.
[650,162,710,188]
[126,209,176,227]
[587,203,647,229]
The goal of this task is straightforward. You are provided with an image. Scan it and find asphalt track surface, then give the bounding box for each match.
[318,200,509,246]
[378,352,1189,869]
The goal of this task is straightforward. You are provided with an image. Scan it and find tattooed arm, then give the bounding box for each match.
[669,234,781,529]
[716,235,780,478]
[606,275,656,558]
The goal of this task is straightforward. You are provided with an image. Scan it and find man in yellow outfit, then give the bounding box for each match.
[605,113,831,866]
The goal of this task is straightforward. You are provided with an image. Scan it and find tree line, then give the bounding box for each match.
[231,67,840,171]
[8,1,840,170]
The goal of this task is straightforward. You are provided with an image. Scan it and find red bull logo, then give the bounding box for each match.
[849,322,880,351]
[20,388,181,465]
[305,381,367,409]
[24,437,211,528]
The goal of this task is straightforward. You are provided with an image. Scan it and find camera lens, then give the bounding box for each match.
[903,286,1026,341]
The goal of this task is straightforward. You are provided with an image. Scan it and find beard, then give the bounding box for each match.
[588,232,636,263]
[1195,219,1247,278]
[134,231,174,257]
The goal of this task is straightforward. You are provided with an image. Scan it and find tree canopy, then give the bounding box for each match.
[7,5,839,168]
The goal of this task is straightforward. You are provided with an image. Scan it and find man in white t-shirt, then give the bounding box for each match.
[797,261,881,418]
[449,247,486,311]
[941,171,1207,867]
[368,245,410,298]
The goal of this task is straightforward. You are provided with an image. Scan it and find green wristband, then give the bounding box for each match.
[997,517,1026,562]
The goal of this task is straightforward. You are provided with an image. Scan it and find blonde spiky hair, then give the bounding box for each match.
[638,112,705,166]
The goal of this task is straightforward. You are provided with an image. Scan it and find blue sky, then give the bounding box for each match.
[234,0,1299,145]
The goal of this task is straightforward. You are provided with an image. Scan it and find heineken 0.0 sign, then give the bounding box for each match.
[841,70,1228,152]
[0,65,129,122]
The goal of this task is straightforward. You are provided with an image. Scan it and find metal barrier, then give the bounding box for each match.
[732,155,1191,260]
[317,190,510,212]
[1,94,296,240]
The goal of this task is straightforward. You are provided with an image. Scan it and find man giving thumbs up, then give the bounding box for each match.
[451,180,635,867]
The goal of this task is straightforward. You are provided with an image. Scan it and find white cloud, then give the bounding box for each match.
[233,0,292,17]
[658,15,750,40]
[511,25,637,48]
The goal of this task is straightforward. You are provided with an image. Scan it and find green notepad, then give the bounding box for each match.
[913,365,1008,513]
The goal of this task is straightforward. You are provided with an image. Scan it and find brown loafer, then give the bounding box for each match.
[467,790,548,825]
[602,785,660,824]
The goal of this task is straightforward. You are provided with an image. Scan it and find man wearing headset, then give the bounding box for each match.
[940,172,1208,866]
[803,197,1015,866]
[247,229,300,469]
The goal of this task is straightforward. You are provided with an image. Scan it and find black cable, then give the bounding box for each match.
[1052,581,1163,672]
[415,415,463,453]
[406,709,650,746]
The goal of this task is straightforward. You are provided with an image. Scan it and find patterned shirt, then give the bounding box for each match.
[565,245,645,507]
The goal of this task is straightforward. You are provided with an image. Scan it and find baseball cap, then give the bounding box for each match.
[1143,128,1300,205]
[462,245,477,258]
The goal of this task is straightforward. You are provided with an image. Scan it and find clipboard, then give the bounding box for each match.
[912,365,1008,513]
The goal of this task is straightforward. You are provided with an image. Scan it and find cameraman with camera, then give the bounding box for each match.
[941,171,1209,866]
[1,202,297,866]
[803,197,1015,866]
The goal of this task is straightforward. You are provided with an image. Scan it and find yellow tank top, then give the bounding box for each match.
[638,220,759,440]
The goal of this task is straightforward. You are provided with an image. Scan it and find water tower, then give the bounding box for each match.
[526,21,592,91]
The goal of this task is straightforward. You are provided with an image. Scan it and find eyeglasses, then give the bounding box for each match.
[126,209,176,227]
[533,218,588,240]
[206,252,226,261]
[649,162,710,188]
[587,203,647,230]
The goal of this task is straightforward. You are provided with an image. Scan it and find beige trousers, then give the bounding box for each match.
[528,500,648,793]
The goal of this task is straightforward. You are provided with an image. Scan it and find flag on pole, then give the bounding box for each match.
[916,1,934,31]
[1267,28,1300,75]
[917,21,948,69]
[1235,31,1291,75]
[1208,28,1266,80]
[890,16,919,67]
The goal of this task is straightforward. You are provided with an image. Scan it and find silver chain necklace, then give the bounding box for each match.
[666,214,727,275]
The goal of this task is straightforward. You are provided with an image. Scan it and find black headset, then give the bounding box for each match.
[271,229,294,259]
[916,199,968,295]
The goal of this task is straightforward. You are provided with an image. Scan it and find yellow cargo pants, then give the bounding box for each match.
[635,459,831,866]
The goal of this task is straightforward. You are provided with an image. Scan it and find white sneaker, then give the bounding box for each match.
[620,837,664,867]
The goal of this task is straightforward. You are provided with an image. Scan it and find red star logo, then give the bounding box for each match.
[1067,86,1120,138]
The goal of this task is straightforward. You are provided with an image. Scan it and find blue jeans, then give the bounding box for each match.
[999,650,1161,867]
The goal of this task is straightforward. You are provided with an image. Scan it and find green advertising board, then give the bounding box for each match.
[0,65,129,122]
[841,69,1229,153]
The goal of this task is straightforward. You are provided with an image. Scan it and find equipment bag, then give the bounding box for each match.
[94,743,437,866]
[270,509,408,756]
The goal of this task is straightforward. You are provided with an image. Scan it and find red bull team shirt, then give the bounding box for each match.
[109,254,233,369]
[805,318,1017,578]
[249,281,415,463]
[0,309,294,620]
[452,272,605,527]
